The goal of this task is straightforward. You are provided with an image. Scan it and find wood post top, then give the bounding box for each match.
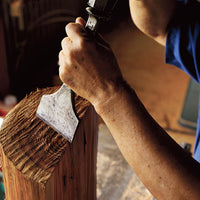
[0,86,91,185]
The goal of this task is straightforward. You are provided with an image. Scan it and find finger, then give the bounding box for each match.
[75,17,86,28]
[59,49,77,70]
[65,22,86,42]
[61,37,72,54]
[58,50,66,67]
[59,51,71,79]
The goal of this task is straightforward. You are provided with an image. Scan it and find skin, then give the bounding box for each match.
[129,0,176,45]
[59,1,200,199]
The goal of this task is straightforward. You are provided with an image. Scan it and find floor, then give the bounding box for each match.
[96,18,196,199]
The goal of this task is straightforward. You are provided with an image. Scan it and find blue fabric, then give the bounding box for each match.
[165,0,200,162]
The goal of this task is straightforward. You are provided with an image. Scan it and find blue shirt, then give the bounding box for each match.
[165,0,200,162]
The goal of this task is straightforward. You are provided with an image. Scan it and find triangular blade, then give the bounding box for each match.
[36,84,79,143]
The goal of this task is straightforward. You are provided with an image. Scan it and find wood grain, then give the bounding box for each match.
[0,86,98,200]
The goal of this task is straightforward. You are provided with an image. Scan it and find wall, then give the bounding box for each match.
[0,13,9,98]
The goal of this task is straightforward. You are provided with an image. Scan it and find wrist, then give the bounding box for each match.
[92,79,131,116]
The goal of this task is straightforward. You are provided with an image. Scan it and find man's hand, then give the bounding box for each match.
[59,17,124,108]
[59,16,200,200]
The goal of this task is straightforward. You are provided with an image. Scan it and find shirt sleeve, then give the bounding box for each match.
[165,0,200,83]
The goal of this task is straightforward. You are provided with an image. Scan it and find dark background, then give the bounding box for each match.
[0,0,130,100]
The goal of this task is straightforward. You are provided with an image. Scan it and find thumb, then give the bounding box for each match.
[65,21,86,42]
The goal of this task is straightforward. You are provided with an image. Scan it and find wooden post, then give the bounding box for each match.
[0,86,98,200]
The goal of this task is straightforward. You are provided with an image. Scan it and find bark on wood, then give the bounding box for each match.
[0,86,98,200]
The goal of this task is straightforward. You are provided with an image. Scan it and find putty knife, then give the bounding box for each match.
[36,0,118,143]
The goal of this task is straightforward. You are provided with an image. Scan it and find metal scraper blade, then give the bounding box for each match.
[36,84,79,143]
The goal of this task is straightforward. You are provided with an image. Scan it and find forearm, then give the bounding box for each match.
[95,82,200,199]
[129,0,176,45]
[59,18,200,199]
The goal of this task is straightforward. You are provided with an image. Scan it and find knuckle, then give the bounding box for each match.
[59,65,71,81]
[59,67,66,81]
[65,23,73,33]
[59,48,74,64]
[58,50,65,66]
[59,66,64,76]
[59,68,75,88]
[61,37,68,49]
[66,23,80,35]
[58,52,71,73]
[58,50,64,59]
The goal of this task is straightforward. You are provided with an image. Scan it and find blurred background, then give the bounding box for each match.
[0,0,129,100]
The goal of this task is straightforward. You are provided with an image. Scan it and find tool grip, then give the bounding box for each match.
[85,15,98,32]
[85,7,100,32]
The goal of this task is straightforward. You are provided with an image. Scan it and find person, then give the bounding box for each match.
[58,0,200,199]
